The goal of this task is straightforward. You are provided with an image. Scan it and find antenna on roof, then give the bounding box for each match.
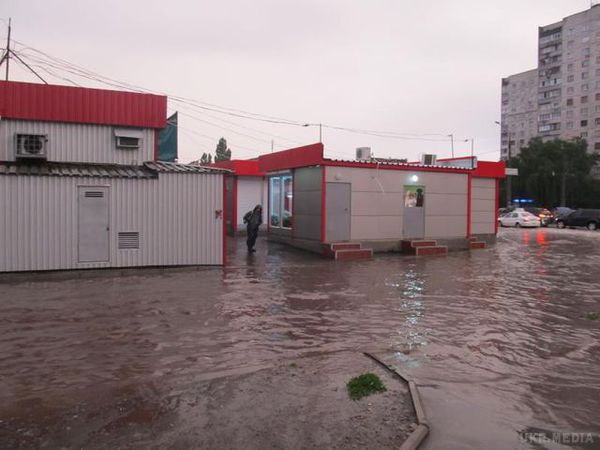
[0,18,48,84]
[0,18,11,81]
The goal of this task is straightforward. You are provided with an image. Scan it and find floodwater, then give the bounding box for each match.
[1,228,600,449]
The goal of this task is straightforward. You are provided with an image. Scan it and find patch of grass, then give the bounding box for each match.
[584,312,600,321]
[346,372,387,400]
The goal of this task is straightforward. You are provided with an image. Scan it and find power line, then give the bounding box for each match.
[11,41,469,143]
[12,47,312,150]
[179,111,286,145]
[176,124,265,155]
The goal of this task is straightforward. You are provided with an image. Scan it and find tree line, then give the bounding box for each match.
[500,138,600,208]
[199,137,232,164]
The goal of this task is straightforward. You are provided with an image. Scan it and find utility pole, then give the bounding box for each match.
[470,138,475,168]
[5,18,11,81]
[0,19,47,84]
[560,153,567,206]
[271,139,274,153]
[448,133,454,158]
[506,138,512,207]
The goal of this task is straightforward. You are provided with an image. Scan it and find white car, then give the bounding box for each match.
[498,211,541,228]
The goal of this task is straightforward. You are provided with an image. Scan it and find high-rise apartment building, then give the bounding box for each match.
[500,69,539,158]
[501,5,600,176]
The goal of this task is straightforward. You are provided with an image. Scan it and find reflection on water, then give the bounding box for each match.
[0,228,599,449]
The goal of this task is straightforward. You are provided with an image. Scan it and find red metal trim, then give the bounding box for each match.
[291,169,296,239]
[222,142,504,178]
[495,178,500,235]
[211,159,265,176]
[324,160,474,175]
[222,175,227,266]
[321,166,327,243]
[232,176,238,233]
[467,174,472,239]
[259,143,324,173]
[0,80,167,128]
[472,160,506,179]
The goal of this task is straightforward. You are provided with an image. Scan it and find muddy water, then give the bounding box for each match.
[1,228,599,448]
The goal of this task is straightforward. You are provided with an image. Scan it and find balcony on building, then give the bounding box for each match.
[539,43,562,63]
[539,54,562,68]
[539,27,562,46]
[538,122,561,135]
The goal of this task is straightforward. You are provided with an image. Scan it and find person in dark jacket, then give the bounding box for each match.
[416,188,424,207]
[243,205,263,253]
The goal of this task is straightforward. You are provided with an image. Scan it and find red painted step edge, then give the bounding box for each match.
[331,243,362,251]
[470,241,486,249]
[334,249,373,261]
[411,240,438,248]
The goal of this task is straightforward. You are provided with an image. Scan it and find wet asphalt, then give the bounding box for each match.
[1,227,599,449]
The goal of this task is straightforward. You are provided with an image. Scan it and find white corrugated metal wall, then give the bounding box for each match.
[0,173,224,271]
[0,119,154,164]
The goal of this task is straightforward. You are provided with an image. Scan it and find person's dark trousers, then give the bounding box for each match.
[247,227,258,251]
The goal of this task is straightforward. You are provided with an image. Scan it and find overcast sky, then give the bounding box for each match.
[1,0,594,162]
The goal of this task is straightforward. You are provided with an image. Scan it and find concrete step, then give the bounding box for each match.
[411,240,438,247]
[331,242,362,251]
[414,245,448,256]
[334,248,373,261]
[322,242,362,258]
[469,241,486,249]
[401,239,438,254]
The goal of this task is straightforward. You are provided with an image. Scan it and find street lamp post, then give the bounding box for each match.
[469,138,475,168]
[303,123,322,143]
[495,121,512,207]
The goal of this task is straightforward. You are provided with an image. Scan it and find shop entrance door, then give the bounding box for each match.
[326,183,351,241]
[403,185,425,239]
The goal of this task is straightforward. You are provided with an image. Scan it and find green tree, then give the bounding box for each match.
[200,152,213,164]
[504,138,600,208]
[214,137,232,162]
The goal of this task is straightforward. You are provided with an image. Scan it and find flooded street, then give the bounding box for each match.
[1,228,600,449]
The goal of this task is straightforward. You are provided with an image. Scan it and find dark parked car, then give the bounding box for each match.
[556,209,600,231]
[553,207,575,220]
[522,207,554,226]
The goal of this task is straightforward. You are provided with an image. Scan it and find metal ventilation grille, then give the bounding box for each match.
[118,232,140,249]
[84,191,104,198]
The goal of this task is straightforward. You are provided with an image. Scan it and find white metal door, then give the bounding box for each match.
[326,183,351,242]
[403,186,425,239]
[78,186,110,262]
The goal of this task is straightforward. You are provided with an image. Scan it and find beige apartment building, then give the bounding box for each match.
[500,69,539,159]
[501,5,600,177]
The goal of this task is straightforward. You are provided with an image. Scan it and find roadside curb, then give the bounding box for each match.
[363,352,429,450]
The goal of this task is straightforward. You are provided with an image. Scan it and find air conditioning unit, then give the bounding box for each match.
[116,136,141,149]
[15,134,48,160]
[356,147,372,161]
[114,128,143,149]
[421,154,437,165]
